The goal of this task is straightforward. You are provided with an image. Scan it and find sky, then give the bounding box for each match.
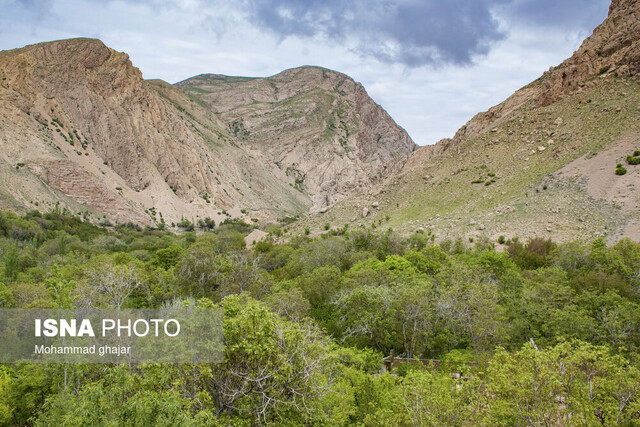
[0,0,611,145]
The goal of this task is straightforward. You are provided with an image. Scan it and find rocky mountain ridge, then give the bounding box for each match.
[298,0,640,245]
[407,0,640,168]
[0,38,415,226]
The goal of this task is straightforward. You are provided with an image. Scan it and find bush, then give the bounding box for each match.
[615,166,627,175]
[626,155,640,165]
[177,218,194,231]
[498,235,506,245]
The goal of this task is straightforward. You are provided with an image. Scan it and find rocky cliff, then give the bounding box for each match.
[177,67,416,211]
[307,0,640,245]
[0,39,415,226]
[405,0,640,166]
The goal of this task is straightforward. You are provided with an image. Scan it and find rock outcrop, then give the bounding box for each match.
[177,67,416,212]
[403,0,640,171]
[0,39,415,225]
[538,0,640,106]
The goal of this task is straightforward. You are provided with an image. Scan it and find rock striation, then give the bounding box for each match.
[0,39,415,225]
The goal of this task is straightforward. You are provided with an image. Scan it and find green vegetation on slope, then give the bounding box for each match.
[0,209,639,424]
[301,77,640,244]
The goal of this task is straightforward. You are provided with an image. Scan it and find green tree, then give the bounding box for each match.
[201,294,336,424]
[437,276,508,355]
[0,367,12,425]
[3,243,19,283]
[488,341,640,425]
[45,265,77,309]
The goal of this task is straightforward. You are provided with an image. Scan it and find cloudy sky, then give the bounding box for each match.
[1,0,610,145]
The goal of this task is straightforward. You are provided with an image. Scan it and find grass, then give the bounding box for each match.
[293,76,640,243]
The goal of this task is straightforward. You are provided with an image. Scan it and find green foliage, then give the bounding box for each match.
[177,218,194,231]
[0,367,12,425]
[488,341,640,425]
[616,165,628,175]
[3,243,19,283]
[153,245,185,270]
[627,154,640,165]
[0,209,638,424]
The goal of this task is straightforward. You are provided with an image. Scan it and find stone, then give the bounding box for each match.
[554,117,563,126]
[362,207,369,218]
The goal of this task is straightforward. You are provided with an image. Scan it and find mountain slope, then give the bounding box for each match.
[0,39,415,226]
[298,0,640,244]
[176,67,416,211]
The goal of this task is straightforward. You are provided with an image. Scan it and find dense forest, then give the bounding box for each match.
[0,209,639,425]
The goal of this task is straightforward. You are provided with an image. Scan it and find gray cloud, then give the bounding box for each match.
[500,0,610,31]
[246,0,509,67]
[244,0,611,67]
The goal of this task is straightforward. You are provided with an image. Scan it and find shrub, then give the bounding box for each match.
[177,218,194,231]
[615,166,627,175]
[498,235,506,244]
[626,155,640,165]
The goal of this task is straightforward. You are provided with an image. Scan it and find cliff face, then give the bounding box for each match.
[538,0,640,106]
[331,0,638,245]
[177,67,416,211]
[402,0,640,168]
[0,39,415,225]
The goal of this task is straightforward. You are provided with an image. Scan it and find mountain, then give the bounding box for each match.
[176,68,416,212]
[0,39,415,226]
[300,0,640,244]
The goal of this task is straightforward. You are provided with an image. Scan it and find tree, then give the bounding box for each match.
[398,369,481,426]
[0,367,12,425]
[201,295,335,424]
[45,265,78,309]
[264,287,311,322]
[176,241,222,297]
[217,252,268,298]
[437,273,508,355]
[3,243,19,283]
[487,341,640,425]
[85,264,142,310]
[334,282,435,357]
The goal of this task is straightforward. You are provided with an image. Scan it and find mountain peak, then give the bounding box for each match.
[538,0,640,105]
